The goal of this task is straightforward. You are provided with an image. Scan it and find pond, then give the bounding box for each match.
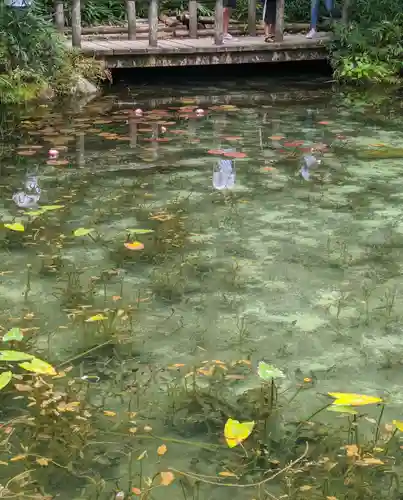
[1,76,403,499]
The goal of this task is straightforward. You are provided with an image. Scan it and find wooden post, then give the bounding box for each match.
[127,0,136,40]
[248,0,256,36]
[149,0,159,47]
[214,0,223,45]
[274,0,284,42]
[189,0,198,38]
[71,0,82,48]
[54,1,64,32]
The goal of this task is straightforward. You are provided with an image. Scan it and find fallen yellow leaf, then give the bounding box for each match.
[104,410,117,417]
[36,457,49,466]
[160,471,175,486]
[157,444,167,456]
[300,485,312,491]
[10,455,26,462]
[129,427,138,434]
[345,444,359,457]
[356,457,384,466]
[218,471,238,478]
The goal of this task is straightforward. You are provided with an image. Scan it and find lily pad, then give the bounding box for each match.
[73,228,93,237]
[41,205,64,212]
[0,371,12,390]
[85,314,107,322]
[126,229,154,234]
[0,350,33,362]
[124,241,144,250]
[257,361,285,381]
[4,223,24,232]
[19,357,56,376]
[3,328,23,343]
[327,405,357,415]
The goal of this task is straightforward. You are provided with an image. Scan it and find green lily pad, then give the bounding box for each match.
[41,205,64,211]
[3,328,23,343]
[19,357,56,375]
[327,404,358,415]
[0,371,12,390]
[0,350,33,362]
[4,223,24,232]
[73,228,93,237]
[257,361,285,381]
[126,229,154,234]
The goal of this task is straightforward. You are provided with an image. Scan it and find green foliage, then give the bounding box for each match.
[0,5,105,103]
[330,18,403,84]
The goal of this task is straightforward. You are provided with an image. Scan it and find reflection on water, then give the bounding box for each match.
[12,172,41,208]
[213,157,235,190]
[2,80,403,498]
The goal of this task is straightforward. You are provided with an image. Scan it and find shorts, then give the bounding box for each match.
[223,0,236,8]
[263,0,276,24]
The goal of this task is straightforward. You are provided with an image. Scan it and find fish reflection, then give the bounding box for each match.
[213,156,235,190]
[12,173,41,208]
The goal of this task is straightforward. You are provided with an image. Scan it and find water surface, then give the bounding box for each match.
[1,78,403,498]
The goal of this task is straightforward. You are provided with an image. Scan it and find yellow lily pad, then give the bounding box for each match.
[328,392,382,406]
[4,223,24,232]
[224,418,255,448]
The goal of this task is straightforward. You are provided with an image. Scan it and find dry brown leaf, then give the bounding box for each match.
[15,384,33,392]
[157,444,167,456]
[160,471,175,486]
[218,471,238,478]
[57,402,80,412]
[345,444,359,457]
[36,457,49,466]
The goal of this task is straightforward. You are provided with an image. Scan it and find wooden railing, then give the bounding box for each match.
[54,0,285,49]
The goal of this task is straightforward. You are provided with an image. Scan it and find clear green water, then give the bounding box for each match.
[1,79,403,498]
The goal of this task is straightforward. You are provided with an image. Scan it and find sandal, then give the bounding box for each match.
[264,35,274,42]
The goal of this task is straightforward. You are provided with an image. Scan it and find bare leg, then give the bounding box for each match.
[264,23,275,40]
[223,7,231,36]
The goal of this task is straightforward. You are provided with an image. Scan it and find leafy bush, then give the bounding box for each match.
[0,5,105,102]
[330,17,403,84]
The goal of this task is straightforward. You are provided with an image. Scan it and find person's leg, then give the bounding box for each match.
[306,0,320,37]
[264,0,276,41]
[223,7,231,36]
[223,0,236,39]
[325,0,333,15]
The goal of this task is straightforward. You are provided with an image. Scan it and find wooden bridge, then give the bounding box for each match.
[55,0,333,68]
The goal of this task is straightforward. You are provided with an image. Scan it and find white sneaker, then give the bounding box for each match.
[223,33,233,39]
[306,28,317,39]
